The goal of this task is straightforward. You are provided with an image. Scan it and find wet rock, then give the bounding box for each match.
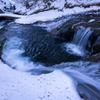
[92,36,100,55]
[84,53,100,62]
[50,28,58,35]
[56,25,74,42]
[85,35,100,62]
[92,28,100,38]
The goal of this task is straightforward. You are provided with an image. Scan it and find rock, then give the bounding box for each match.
[56,25,74,42]
[84,53,100,62]
[50,28,58,35]
[84,35,100,62]
[92,36,100,55]
[92,28,100,37]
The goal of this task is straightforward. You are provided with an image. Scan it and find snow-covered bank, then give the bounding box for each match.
[0,60,81,100]
[15,6,100,24]
[0,5,100,25]
[1,0,100,14]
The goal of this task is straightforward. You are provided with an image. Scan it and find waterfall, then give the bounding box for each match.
[72,26,93,48]
[64,27,93,57]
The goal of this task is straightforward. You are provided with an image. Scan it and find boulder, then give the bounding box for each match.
[84,53,100,62]
[56,25,74,42]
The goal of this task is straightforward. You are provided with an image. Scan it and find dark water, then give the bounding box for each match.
[0,21,100,100]
[0,22,82,66]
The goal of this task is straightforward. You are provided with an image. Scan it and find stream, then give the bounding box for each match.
[0,20,100,100]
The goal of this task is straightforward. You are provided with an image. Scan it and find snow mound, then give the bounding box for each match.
[0,60,81,100]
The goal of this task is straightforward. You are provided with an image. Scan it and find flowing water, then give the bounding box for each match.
[64,26,92,57]
[72,27,92,47]
[0,21,100,100]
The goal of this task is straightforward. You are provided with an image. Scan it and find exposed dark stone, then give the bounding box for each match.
[92,28,100,37]
[92,36,100,55]
[84,53,100,63]
[56,25,74,42]
[50,28,58,35]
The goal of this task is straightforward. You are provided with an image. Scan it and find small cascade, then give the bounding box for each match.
[65,27,93,57]
[72,27,93,48]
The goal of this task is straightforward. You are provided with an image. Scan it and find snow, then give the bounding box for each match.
[88,19,95,22]
[15,6,100,24]
[0,60,81,100]
[0,13,23,18]
[15,10,70,24]
[50,0,65,9]
[67,0,100,5]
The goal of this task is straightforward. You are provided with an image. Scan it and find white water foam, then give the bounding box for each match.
[2,36,44,72]
[64,43,85,56]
